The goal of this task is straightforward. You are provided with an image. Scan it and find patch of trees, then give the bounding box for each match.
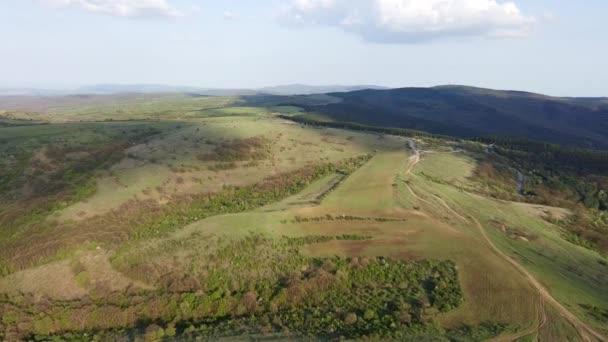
[446,322,517,342]
[278,115,450,140]
[0,125,162,231]
[470,137,608,255]
[1,235,464,341]
[474,163,608,254]
[475,135,608,174]
[197,136,271,162]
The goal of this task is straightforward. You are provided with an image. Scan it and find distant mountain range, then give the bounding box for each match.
[258,84,388,95]
[301,85,608,149]
[0,88,68,96]
[0,84,387,96]
[2,83,606,149]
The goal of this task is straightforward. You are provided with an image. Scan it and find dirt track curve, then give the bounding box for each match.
[404,140,606,342]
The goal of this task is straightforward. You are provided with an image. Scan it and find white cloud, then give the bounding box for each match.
[281,0,534,43]
[41,0,183,18]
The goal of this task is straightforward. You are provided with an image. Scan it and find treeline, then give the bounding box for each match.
[278,115,450,140]
[281,115,608,176]
[474,135,608,212]
[472,136,608,254]
[475,135,608,174]
[282,114,608,210]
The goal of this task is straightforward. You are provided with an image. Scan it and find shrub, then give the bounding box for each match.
[344,313,358,325]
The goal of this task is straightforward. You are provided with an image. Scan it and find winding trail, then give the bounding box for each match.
[470,213,604,342]
[428,192,468,222]
[403,139,606,342]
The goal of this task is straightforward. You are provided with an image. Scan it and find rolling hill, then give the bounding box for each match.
[0,84,388,97]
[258,84,387,95]
[301,85,608,149]
[0,94,607,340]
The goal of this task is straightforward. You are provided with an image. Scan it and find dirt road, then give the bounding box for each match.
[470,214,604,342]
[404,140,606,342]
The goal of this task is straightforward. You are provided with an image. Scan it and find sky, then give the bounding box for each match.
[0,0,607,96]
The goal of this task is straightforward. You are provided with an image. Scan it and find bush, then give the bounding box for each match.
[10,248,464,341]
[344,313,358,325]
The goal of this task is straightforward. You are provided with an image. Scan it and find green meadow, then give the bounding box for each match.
[0,96,606,341]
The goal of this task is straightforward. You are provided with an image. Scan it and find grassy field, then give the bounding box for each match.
[407,149,608,338]
[101,147,603,339]
[0,94,239,121]
[0,93,308,122]
[0,121,169,230]
[56,115,404,221]
[0,97,606,340]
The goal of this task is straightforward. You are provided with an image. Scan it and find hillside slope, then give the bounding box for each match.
[258,84,387,95]
[0,101,607,340]
[305,86,608,149]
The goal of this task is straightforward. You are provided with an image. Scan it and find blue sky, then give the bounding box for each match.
[1,0,606,96]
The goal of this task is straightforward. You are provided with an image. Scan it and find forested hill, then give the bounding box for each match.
[303,85,608,150]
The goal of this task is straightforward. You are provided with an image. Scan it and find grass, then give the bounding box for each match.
[3,111,409,272]
[431,181,607,310]
[56,115,406,221]
[58,145,563,338]
[0,121,168,237]
[407,151,608,336]
[322,151,409,213]
[0,94,310,123]
[1,94,241,121]
[194,105,302,117]
[0,102,606,340]
[259,172,344,212]
[413,150,476,186]
[6,243,464,340]
[115,148,540,331]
